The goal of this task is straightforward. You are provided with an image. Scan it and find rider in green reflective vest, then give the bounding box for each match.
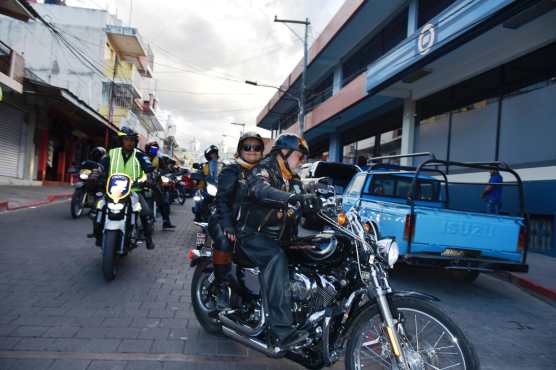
[96,127,156,250]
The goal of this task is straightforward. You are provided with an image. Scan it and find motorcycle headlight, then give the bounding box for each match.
[107,203,125,212]
[206,183,217,197]
[193,195,202,202]
[176,176,182,181]
[376,239,399,268]
[161,176,170,184]
[80,173,89,180]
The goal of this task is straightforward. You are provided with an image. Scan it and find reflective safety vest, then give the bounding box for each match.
[108,148,145,190]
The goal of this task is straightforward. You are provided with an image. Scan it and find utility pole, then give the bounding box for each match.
[230,122,246,135]
[274,15,310,136]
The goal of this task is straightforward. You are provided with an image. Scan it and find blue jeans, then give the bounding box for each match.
[486,200,501,214]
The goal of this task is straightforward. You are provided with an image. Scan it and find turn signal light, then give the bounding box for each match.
[337,212,347,226]
[518,225,527,251]
[404,214,415,242]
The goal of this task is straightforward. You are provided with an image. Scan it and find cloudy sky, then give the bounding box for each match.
[67,0,345,153]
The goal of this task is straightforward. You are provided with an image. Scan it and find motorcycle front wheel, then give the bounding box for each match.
[70,189,86,219]
[102,230,121,281]
[346,297,479,370]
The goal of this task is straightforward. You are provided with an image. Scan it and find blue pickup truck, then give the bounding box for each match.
[342,153,529,282]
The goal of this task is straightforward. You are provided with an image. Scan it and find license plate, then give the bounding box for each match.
[195,232,206,247]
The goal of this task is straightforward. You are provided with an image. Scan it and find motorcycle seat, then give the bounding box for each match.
[233,246,257,268]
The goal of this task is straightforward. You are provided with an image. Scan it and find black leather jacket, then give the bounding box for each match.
[214,161,250,232]
[238,155,303,240]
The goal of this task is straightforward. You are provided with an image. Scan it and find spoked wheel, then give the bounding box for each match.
[70,190,86,218]
[346,297,479,370]
[191,259,221,335]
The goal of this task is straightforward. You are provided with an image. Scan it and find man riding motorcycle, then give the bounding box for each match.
[145,141,176,229]
[208,132,265,309]
[94,127,156,250]
[193,145,224,222]
[237,133,321,349]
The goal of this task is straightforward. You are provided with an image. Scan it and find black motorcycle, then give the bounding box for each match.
[189,202,479,370]
[191,173,217,222]
[68,160,102,219]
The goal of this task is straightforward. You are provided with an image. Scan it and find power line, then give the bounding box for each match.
[144,88,258,96]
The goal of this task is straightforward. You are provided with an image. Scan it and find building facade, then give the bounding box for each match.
[0,0,164,184]
[256,0,556,256]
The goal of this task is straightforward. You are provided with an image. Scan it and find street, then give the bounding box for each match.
[0,200,555,370]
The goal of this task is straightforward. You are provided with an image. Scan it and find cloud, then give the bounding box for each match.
[68,0,345,152]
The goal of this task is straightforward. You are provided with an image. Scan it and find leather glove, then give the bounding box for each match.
[223,227,236,242]
[288,193,322,214]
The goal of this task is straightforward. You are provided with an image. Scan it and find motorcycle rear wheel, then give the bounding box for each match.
[102,230,120,281]
[346,297,479,370]
[191,259,222,335]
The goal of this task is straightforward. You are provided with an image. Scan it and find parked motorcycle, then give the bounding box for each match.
[189,201,479,370]
[94,173,146,281]
[68,160,102,219]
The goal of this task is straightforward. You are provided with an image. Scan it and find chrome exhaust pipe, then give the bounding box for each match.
[221,326,284,358]
[218,309,266,337]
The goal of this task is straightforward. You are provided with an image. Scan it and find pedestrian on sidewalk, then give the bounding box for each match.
[481,168,503,214]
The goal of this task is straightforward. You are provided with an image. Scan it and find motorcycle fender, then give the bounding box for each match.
[104,218,126,232]
[190,255,210,268]
[392,290,440,302]
[74,182,85,189]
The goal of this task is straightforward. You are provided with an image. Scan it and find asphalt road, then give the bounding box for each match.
[0,200,554,370]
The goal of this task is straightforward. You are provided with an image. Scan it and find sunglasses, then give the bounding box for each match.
[242,144,263,152]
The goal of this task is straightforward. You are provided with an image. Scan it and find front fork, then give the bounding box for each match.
[370,267,409,369]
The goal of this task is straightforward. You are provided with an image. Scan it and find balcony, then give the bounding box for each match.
[0,41,24,93]
[105,25,152,78]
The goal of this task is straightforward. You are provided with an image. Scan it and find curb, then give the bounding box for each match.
[0,192,73,212]
[495,271,556,304]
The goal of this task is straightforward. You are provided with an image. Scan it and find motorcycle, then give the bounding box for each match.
[189,201,479,370]
[94,173,146,281]
[68,161,102,219]
[191,173,217,222]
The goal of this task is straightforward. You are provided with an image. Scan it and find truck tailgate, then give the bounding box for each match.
[412,207,524,261]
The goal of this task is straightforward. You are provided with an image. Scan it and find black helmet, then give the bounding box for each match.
[117,127,138,140]
[236,131,264,155]
[89,146,106,162]
[271,133,309,158]
[204,145,219,161]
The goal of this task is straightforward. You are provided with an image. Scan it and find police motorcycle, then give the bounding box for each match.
[68,160,104,219]
[95,172,148,281]
[189,200,479,369]
[191,163,218,222]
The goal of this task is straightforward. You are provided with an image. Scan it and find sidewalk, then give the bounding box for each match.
[0,184,73,211]
[501,252,556,303]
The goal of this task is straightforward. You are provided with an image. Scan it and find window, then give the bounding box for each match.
[418,0,457,28]
[365,174,440,201]
[342,6,408,86]
[345,174,367,196]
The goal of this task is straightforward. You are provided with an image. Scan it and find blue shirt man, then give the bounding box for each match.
[482,169,503,214]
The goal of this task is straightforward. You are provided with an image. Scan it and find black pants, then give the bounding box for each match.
[240,232,293,341]
[153,187,170,223]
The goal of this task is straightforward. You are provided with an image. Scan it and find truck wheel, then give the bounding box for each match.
[450,270,480,283]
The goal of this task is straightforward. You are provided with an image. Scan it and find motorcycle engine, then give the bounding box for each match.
[290,272,337,310]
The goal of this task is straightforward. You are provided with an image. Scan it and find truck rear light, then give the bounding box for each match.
[517,225,527,251]
[404,214,415,242]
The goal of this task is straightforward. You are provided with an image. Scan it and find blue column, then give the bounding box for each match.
[332,64,343,96]
[407,0,419,36]
[328,132,343,162]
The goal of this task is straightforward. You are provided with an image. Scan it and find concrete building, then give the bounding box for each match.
[0,0,163,184]
[256,0,556,256]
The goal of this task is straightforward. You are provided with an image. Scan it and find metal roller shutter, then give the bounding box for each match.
[0,110,22,178]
